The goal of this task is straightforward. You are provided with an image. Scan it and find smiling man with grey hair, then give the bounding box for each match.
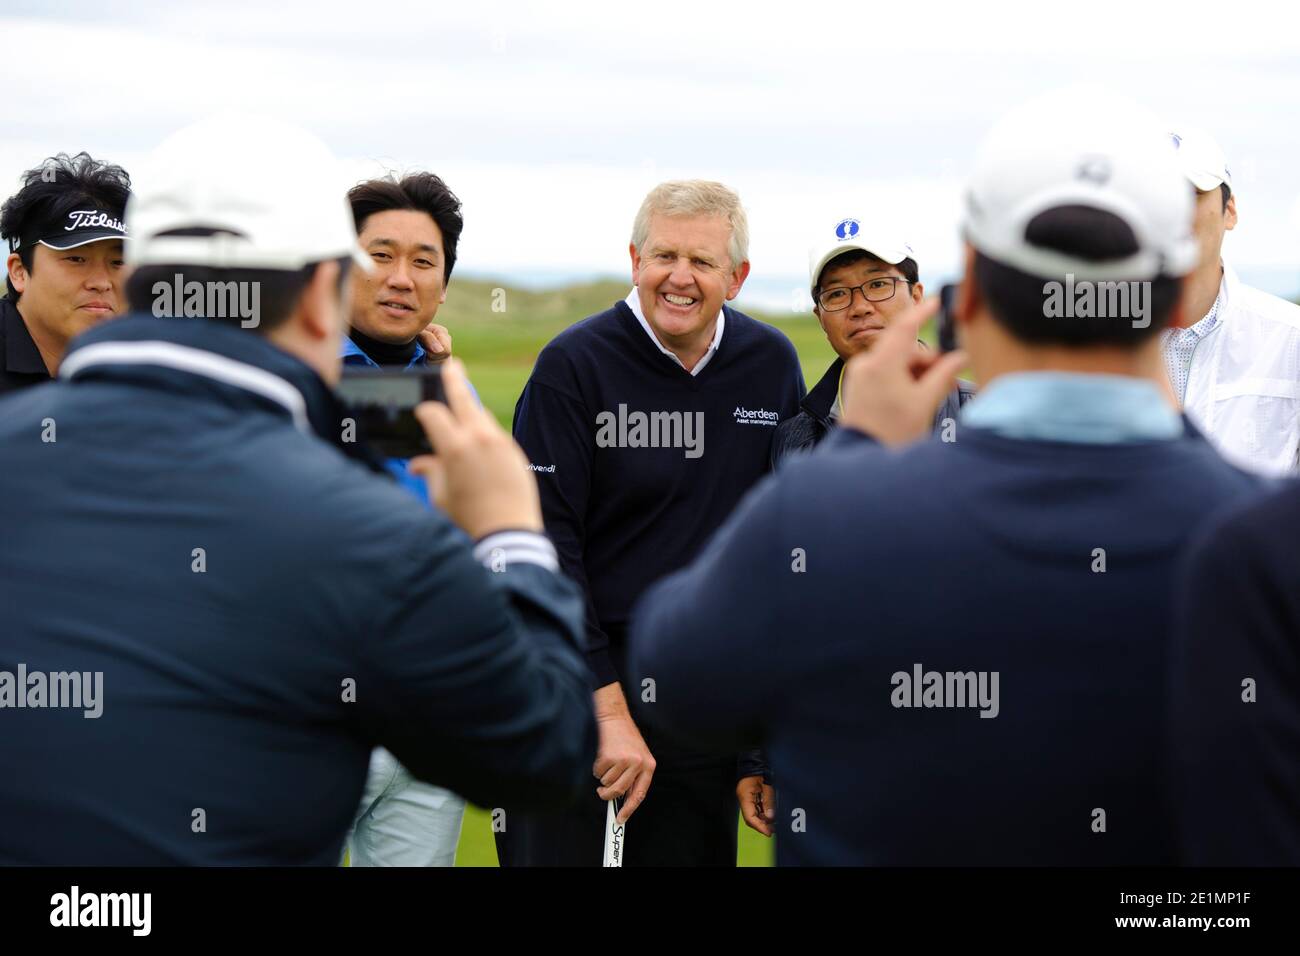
[501,179,805,866]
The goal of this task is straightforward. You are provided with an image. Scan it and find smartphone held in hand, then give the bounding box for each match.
[335,366,446,458]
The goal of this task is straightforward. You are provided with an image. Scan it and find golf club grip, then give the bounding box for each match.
[602,797,625,867]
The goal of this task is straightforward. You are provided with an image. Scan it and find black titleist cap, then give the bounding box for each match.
[9,207,129,253]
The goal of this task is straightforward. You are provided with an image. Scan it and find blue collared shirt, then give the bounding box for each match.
[341,335,430,370]
[341,336,481,405]
[340,337,462,505]
[962,372,1183,444]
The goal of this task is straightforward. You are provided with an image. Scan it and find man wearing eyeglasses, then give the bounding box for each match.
[769,221,974,468]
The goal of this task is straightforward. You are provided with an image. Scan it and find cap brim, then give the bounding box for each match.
[128,234,375,274]
[809,240,910,291]
[1186,171,1227,192]
[39,230,129,250]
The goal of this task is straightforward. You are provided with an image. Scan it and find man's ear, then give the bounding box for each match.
[1224,193,1238,232]
[297,259,343,341]
[956,244,980,326]
[7,252,28,296]
[911,281,925,303]
[629,242,641,286]
[725,259,751,300]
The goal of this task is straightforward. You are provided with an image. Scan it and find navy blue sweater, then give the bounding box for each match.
[629,424,1261,865]
[513,301,804,687]
[1170,479,1300,865]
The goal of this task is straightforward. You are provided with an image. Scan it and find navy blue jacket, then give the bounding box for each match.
[770,356,976,469]
[629,423,1261,865]
[1170,479,1300,865]
[744,358,975,781]
[0,315,596,865]
[513,300,804,688]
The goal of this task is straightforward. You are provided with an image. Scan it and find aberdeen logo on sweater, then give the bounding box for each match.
[733,406,779,427]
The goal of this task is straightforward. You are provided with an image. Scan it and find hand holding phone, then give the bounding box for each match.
[408,360,545,540]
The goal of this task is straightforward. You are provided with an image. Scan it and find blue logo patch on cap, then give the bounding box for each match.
[835,218,860,241]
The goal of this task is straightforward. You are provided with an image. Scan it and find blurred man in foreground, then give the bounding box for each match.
[630,88,1263,865]
[1169,478,1300,864]
[739,224,975,837]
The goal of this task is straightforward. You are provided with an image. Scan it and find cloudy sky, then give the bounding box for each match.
[2,0,1298,310]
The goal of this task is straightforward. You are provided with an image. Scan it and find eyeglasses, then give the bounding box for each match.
[816,276,910,312]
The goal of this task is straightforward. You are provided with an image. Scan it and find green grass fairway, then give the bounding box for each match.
[453,803,776,866]
[437,278,838,426]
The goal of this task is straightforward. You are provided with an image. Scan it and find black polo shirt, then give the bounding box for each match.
[0,297,51,395]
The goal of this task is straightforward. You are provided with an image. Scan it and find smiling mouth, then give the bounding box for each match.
[660,292,697,308]
[379,301,416,315]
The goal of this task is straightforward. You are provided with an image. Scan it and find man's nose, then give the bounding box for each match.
[85,264,112,292]
[848,286,875,316]
[668,257,695,288]
[387,261,415,290]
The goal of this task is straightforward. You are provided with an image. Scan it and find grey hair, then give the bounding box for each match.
[631,180,749,268]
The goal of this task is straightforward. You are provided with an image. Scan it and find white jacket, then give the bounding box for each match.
[1183,263,1300,476]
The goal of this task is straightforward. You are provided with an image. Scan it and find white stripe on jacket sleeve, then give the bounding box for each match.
[473,531,559,573]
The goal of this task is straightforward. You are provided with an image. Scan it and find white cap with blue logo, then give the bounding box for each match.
[1169,126,1232,193]
[808,218,916,293]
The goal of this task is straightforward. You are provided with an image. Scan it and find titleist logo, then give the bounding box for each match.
[65,209,126,233]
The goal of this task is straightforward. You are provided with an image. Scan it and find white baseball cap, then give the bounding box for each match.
[1169,126,1233,193]
[962,86,1199,282]
[808,218,916,293]
[126,113,370,273]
